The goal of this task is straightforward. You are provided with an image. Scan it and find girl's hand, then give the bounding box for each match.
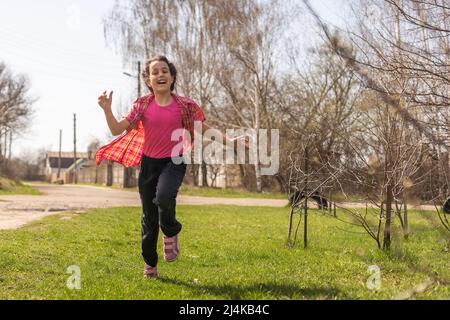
[98,90,113,112]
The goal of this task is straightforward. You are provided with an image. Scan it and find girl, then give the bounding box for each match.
[96,55,246,279]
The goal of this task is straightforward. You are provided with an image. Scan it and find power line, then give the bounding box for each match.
[0,25,123,66]
[0,48,127,86]
[0,44,123,77]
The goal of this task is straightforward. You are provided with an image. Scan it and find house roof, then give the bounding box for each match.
[46,152,89,169]
[47,152,88,159]
[48,158,77,169]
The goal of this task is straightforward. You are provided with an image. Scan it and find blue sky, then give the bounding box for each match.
[0,0,350,158]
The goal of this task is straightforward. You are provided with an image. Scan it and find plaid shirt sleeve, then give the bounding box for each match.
[95,96,149,168]
[95,94,203,168]
[124,97,144,131]
[192,100,206,122]
[94,121,145,168]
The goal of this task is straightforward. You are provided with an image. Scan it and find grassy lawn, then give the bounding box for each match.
[0,205,448,300]
[71,183,287,199]
[0,178,41,195]
[178,185,286,199]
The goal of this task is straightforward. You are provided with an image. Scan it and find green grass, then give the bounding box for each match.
[0,178,41,195]
[71,182,287,199]
[0,205,448,300]
[178,185,286,199]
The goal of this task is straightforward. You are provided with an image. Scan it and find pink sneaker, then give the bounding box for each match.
[143,264,158,279]
[163,234,180,262]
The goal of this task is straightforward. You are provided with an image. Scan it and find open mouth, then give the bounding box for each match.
[156,79,167,84]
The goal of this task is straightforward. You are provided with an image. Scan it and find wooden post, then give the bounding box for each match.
[328,192,332,214]
[304,146,309,249]
[107,162,113,186]
[73,114,78,184]
[403,192,409,240]
[57,130,62,179]
[287,205,295,247]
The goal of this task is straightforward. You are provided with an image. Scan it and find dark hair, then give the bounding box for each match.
[141,55,177,93]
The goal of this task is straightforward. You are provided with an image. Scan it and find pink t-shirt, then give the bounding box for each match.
[125,95,206,159]
[138,98,183,158]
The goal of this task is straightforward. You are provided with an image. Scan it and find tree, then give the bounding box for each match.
[0,62,35,175]
[194,0,292,192]
[104,0,296,192]
[272,40,362,196]
[346,0,450,247]
[300,0,442,249]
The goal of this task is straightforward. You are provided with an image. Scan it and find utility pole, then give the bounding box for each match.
[57,129,62,179]
[122,61,141,188]
[73,114,78,184]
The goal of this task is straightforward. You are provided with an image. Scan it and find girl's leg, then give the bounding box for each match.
[138,157,164,267]
[153,160,186,237]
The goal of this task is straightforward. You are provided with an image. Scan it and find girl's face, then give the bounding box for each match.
[147,60,174,94]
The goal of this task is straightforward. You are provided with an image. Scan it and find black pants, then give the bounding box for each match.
[138,155,186,267]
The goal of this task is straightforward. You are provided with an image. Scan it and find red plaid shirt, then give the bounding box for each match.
[95,93,205,167]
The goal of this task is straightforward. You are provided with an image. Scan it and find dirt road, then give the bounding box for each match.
[0,183,438,230]
[0,183,288,230]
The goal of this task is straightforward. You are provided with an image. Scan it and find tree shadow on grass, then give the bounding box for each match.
[156,277,345,300]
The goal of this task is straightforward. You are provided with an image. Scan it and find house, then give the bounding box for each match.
[44,150,237,188]
[44,151,88,183]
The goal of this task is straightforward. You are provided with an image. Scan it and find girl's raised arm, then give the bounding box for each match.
[98,90,130,136]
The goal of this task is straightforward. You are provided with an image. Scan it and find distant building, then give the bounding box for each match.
[44,150,240,189]
[44,151,88,183]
